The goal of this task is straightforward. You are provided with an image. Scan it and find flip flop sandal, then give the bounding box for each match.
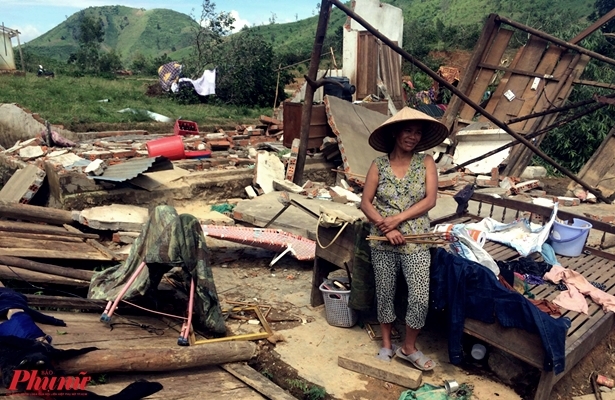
[395,348,436,371]
[376,344,400,362]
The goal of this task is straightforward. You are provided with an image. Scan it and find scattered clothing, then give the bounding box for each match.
[348,221,375,312]
[0,312,49,343]
[524,274,546,286]
[466,203,558,256]
[0,288,65,328]
[179,69,216,96]
[544,265,615,314]
[431,248,570,374]
[158,62,182,92]
[497,257,552,277]
[499,276,561,316]
[399,382,473,400]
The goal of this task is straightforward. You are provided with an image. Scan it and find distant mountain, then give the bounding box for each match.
[24,5,198,63]
[24,0,597,67]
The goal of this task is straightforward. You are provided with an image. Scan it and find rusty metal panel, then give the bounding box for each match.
[458,28,515,121]
[378,42,404,109]
[356,31,378,100]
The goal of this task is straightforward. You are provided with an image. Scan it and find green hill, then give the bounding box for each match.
[24,0,597,68]
[25,5,198,63]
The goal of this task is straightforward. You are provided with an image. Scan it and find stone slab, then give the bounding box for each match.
[76,204,149,231]
[254,151,285,194]
[232,192,365,239]
[0,164,46,203]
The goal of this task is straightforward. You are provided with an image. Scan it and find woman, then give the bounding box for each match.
[360,107,449,371]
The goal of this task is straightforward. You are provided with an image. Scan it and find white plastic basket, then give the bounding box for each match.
[319,277,358,328]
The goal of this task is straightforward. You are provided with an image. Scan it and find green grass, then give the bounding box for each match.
[0,75,268,130]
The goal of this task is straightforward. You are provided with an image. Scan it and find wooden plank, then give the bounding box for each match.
[509,45,564,131]
[443,14,499,131]
[338,352,422,389]
[566,126,615,196]
[0,236,113,260]
[221,363,296,400]
[356,31,378,100]
[0,255,94,281]
[83,367,265,400]
[463,319,543,368]
[459,28,515,121]
[0,231,83,242]
[86,238,119,261]
[0,220,99,239]
[488,35,549,123]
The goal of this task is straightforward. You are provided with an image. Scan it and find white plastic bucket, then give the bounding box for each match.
[549,218,592,257]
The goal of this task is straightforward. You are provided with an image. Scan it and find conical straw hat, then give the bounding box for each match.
[368,107,450,153]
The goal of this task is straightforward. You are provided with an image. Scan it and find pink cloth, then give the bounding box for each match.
[544,265,615,314]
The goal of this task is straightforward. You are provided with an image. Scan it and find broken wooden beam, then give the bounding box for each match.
[0,255,94,281]
[221,362,297,400]
[59,342,258,374]
[338,353,422,389]
[0,201,73,225]
[495,15,615,67]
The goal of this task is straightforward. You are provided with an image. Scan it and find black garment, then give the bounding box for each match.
[430,248,570,374]
[348,221,375,311]
[453,184,475,216]
[0,288,65,327]
[497,256,552,277]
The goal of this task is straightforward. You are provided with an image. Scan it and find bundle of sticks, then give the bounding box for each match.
[366,232,457,245]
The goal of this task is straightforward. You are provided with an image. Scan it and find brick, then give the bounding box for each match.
[209,140,231,150]
[438,173,459,189]
[491,167,499,181]
[556,196,580,207]
[82,150,113,160]
[527,190,547,197]
[110,149,137,159]
[259,115,282,125]
[511,180,542,194]
[476,178,499,188]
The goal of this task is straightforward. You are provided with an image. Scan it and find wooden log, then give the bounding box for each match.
[0,265,90,286]
[59,342,258,374]
[0,255,94,281]
[0,220,99,239]
[221,362,296,400]
[0,202,73,225]
[338,352,422,389]
[0,237,112,261]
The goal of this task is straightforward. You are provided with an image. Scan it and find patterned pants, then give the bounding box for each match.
[371,249,431,329]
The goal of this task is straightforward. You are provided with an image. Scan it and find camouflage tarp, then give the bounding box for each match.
[88,206,226,335]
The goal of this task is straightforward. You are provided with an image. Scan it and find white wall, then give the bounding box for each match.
[0,33,16,70]
[342,0,404,99]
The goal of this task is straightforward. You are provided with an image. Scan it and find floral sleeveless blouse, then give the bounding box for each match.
[368,154,431,255]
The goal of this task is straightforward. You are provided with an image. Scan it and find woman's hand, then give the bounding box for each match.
[376,216,401,234]
[385,229,405,246]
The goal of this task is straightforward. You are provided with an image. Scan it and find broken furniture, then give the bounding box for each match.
[311,192,615,400]
[433,193,615,400]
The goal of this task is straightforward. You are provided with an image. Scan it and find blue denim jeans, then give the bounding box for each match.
[430,248,570,374]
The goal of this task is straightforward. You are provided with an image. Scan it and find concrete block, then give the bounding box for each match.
[77,204,149,231]
[330,185,361,203]
[477,177,499,188]
[84,159,106,176]
[272,179,304,194]
[0,164,46,204]
[19,146,45,160]
[47,152,86,168]
[520,166,547,179]
[245,186,258,199]
[254,151,285,194]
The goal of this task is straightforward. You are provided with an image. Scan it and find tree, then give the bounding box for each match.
[214,31,292,107]
[69,14,105,74]
[189,0,235,74]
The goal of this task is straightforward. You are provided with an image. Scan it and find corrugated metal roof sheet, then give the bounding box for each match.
[91,157,173,182]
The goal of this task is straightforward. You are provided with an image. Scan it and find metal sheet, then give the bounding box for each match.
[324,95,386,185]
[91,156,174,182]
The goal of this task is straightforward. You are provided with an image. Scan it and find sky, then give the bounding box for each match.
[2,1,321,43]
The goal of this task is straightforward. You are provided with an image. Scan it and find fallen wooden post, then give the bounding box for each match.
[0,265,90,286]
[0,255,94,281]
[0,220,99,239]
[59,342,258,374]
[0,202,73,225]
[338,353,422,389]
